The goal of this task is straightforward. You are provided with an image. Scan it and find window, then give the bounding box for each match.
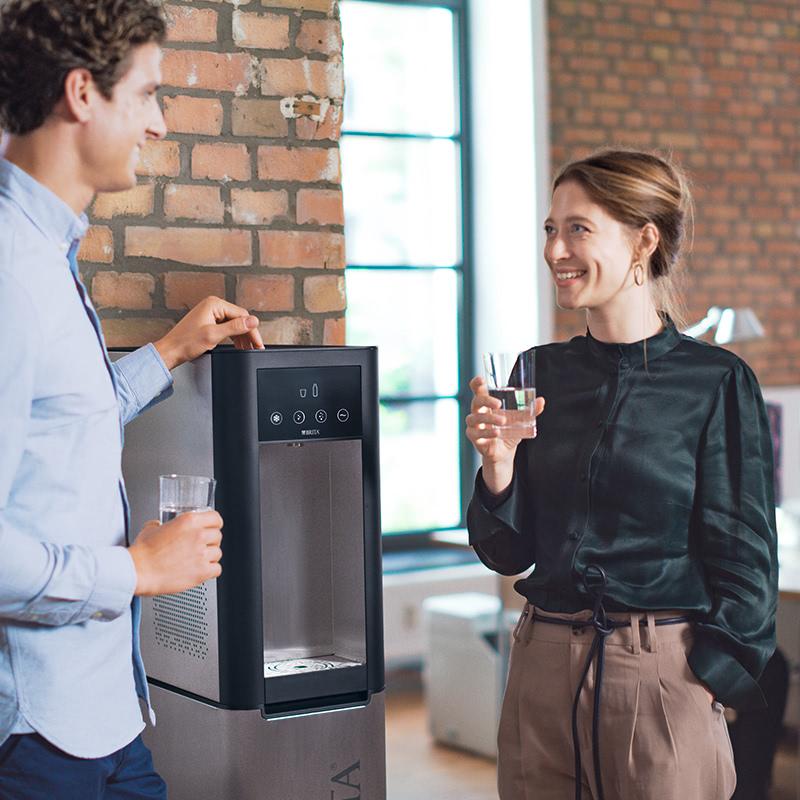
[340,0,471,540]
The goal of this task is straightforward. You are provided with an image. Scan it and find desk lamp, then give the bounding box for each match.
[684,306,765,344]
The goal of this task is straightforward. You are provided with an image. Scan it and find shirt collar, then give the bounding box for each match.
[584,316,682,368]
[0,158,89,259]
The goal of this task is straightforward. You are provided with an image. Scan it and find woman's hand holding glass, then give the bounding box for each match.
[466,376,546,495]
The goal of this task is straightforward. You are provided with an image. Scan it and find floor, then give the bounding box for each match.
[385,681,496,800]
[385,673,798,800]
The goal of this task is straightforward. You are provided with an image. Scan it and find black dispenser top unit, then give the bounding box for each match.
[117,346,384,717]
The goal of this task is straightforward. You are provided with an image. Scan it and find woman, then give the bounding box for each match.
[466,149,777,800]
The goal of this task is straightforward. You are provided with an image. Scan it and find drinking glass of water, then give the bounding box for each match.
[483,350,536,439]
[159,474,216,523]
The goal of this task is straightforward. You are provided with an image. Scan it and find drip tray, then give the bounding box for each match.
[264,655,363,679]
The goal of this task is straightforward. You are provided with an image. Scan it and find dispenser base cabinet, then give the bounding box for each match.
[144,685,385,800]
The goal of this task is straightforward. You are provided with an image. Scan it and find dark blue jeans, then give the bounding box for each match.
[0,733,167,799]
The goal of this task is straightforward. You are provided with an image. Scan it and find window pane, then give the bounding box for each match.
[379,400,461,534]
[342,136,461,267]
[346,269,459,397]
[340,1,457,137]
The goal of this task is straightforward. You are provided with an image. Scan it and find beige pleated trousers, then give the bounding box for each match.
[497,605,736,800]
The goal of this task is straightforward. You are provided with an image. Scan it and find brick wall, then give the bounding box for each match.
[548,0,800,385]
[80,0,346,348]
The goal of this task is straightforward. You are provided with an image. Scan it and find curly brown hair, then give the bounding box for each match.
[0,0,166,136]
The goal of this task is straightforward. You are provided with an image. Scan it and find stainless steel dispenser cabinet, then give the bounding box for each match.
[115,346,385,800]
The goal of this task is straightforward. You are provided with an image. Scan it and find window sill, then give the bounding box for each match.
[383,541,477,576]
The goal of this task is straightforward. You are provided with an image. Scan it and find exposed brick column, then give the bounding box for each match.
[547,0,800,385]
[81,0,346,348]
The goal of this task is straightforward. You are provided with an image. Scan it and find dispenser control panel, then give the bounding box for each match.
[257,366,362,442]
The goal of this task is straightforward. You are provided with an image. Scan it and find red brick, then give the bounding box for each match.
[78,226,114,263]
[656,131,698,148]
[260,0,333,12]
[751,5,789,21]
[707,67,747,83]
[165,5,218,43]
[92,184,155,218]
[257,146,340,182]
[164,185,225,223]
[296,105,343,141]
[136,140,180,178]
[164,272,227,310]
[552,0,576,15]
[92,272,155,310]
[642,28,682,44]
[258,317,313,346]
[296,19,342,56]
[564,128,606,144]
[587,92,631,110]
[617,59,659,77]
[296,189,343,225]
[231,189,289,225]
[236,274,295,311]
[766,173,800,187]
[568,56,609,72]
[598,110,619,127]
[259,231,344,269]
[766,240,798,255]
[231,99,288,137]
[162,50,255,94]
[749,137,783,153]
[260,58,344,99]
[701,134,740,151]
[232,11,290,49]
[663,0,705,11]
[101,319,173,348]
[163,96,223,136]
[125,227,252,267]
[323,316,345,346]
[192,143,251,182]
[593,22,637,40]
[576,1,599,17]
[303,275,345,312]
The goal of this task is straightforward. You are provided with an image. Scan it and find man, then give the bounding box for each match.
[0,1,265,796]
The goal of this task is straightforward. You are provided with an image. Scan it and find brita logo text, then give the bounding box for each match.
[330,762,360,799]
[302,429,321,437]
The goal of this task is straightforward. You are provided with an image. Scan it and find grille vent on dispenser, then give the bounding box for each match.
[153,585,210,660]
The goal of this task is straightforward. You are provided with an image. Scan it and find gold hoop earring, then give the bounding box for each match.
[633,263,644,287]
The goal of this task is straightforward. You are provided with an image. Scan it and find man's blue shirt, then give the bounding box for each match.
[0,159,174,758]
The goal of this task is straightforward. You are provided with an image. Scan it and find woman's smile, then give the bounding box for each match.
[553,269,587,286]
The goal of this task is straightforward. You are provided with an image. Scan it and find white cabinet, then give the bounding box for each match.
[382,564,498,667]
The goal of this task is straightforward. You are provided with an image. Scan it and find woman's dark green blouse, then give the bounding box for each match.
[467,321,778,712]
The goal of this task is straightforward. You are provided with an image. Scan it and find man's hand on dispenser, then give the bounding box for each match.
[154,296,265,371]
[129,511,224,596]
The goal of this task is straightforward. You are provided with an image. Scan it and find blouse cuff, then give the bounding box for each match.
[467,468,524,545]
[687,633,768,712]
[476,469,514,510]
